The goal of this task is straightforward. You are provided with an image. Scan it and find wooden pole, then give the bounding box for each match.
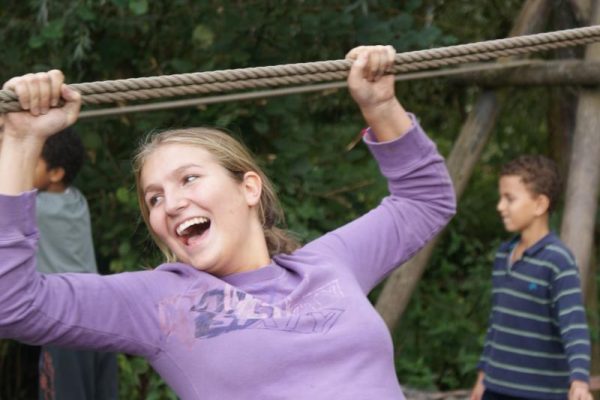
[548,3,580,197]
[552,1,600,383]
[375,0,552,331]
[560,0,600,299]
[448,60,600,87]
[560,2,600,385]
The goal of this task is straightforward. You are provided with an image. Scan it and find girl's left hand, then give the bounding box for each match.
[346,45,396,112]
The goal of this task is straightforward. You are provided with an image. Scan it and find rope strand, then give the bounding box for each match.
[2,25,600,113]
[78,60,538,120]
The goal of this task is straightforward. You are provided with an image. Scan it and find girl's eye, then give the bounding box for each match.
[183,175,198,184]
[148,194,163,207]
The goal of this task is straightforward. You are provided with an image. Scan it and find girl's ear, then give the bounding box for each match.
[535,194,550,216]
[242,171,262,207]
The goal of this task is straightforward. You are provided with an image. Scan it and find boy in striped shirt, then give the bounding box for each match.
[470,155,592,400]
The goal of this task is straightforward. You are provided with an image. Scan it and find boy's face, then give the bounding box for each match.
[33,158,52,190]
[497,175,548,233]
[33,158,65,192]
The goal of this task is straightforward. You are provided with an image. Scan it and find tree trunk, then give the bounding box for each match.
[375,0,552,331]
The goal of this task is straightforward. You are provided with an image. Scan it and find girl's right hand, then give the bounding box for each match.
[1,70,81,143]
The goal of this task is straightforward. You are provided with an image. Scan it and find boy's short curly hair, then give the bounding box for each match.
[500,155,562,213]
[41,127,85,186]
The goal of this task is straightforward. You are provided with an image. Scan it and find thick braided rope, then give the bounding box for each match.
[1,25,600,112]
[77,39,599,105]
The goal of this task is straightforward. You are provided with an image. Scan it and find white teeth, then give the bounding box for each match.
[176,217,209,236]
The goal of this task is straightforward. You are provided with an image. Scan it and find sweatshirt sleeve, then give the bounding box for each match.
[0,191,161,358]
[304,114,456,292]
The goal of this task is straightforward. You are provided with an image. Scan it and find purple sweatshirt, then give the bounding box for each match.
[0,116,455,400]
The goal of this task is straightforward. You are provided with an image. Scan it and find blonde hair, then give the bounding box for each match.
[132,127,300,262]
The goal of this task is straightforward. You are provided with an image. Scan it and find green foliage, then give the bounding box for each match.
[394,218,499,389]
[118,354,178,400]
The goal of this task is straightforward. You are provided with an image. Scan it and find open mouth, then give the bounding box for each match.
[176,217,211,245]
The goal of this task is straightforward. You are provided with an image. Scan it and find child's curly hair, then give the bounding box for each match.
[501,155,562,213]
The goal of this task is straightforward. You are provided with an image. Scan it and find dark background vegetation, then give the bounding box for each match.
[0,1,595,398]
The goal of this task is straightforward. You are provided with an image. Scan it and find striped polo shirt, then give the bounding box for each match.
[479,232,590,400]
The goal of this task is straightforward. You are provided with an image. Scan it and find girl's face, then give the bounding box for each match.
[141,143,268,276]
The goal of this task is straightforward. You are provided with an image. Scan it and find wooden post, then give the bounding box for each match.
[561,0,600,299]
[548,3,580,199]
[375,0,552,331]
[551,1,600,384]
[560,0,600,389]
[447,60,600,87]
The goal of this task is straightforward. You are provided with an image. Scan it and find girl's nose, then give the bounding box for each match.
[165,192,189,215]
